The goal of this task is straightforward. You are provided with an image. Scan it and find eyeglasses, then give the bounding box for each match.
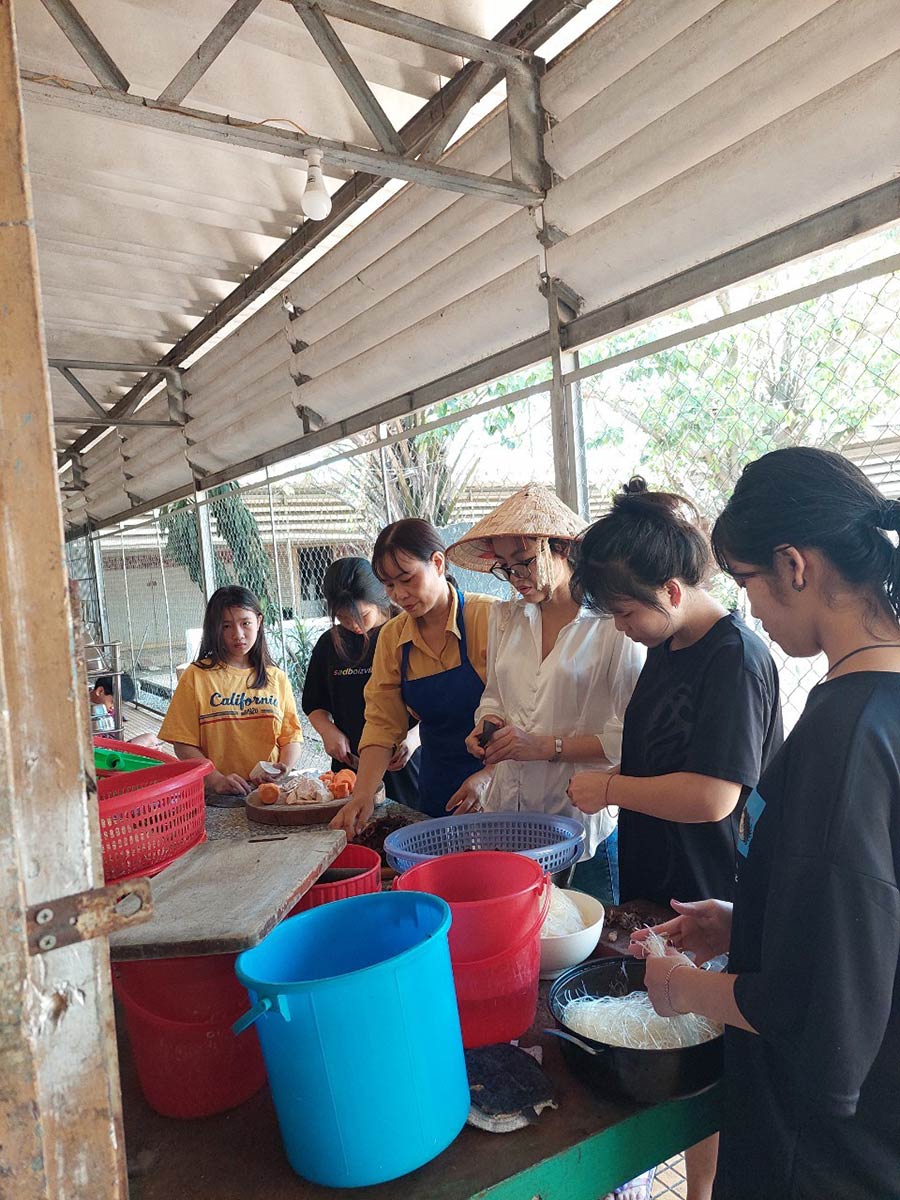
[490,556,537,582]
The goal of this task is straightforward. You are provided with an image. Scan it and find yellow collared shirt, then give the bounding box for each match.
[359,589,495,752]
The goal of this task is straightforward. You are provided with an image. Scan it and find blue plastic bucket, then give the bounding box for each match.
[233,891,468,1188]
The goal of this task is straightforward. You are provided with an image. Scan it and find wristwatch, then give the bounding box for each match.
[549,736,563,763]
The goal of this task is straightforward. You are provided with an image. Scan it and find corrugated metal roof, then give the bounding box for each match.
[15,0,558,448]
[15,1,898,531]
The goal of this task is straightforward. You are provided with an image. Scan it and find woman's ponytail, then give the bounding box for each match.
[712,447,900,623]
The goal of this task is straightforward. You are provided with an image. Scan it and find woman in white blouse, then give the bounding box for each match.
[446,484,644,902]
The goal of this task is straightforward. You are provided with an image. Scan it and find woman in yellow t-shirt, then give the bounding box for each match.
[160,586,303,796]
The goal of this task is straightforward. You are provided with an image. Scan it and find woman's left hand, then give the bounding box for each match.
[446,768,492,813]
[643,951,696,1017]
[566,770,614,814]
[483,724,545,766]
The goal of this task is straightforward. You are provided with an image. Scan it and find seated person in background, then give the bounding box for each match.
[89,676,116,731]
[159,586,303,797]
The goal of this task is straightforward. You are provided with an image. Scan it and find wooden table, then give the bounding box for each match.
[109,804,346,961]
[119,979,720,1200]
[116,822,721,1195]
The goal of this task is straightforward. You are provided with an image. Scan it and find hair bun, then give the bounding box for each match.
[622,476,649,496]
[875,499,900,532]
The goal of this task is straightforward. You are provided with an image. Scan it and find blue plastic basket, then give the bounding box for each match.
[384,812,585,874]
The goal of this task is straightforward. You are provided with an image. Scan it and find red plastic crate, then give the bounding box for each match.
[98,758,212,883]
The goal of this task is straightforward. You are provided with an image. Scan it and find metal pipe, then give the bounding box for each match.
[265,477,289,667]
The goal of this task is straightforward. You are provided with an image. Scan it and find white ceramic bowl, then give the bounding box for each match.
[539,889,605,980]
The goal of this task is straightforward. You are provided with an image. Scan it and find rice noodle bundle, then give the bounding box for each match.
[542,885,587,938]
[560,929,723,1050]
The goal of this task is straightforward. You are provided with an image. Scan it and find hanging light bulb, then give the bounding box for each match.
[301,149,332,221]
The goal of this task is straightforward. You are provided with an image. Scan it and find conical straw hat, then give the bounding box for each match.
[446,483,587,573]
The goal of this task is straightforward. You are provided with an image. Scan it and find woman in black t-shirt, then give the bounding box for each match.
[302,558,420,808]
[567,479,782,905]
[567,478,782,1200]
[633,448,900,1200]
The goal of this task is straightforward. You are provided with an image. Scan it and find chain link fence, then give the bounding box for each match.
[578,261,900,727]
[74,235,900,746]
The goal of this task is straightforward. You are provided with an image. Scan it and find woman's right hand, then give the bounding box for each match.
[321,726,354,765]
[329,793,375,838]
[629,899,733,967]
[206,770,252,797]
[464,715,504,760]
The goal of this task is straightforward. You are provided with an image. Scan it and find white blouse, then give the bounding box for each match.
[474,598,645,858]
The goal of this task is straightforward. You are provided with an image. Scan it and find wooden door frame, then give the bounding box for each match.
[0,3,126,1196]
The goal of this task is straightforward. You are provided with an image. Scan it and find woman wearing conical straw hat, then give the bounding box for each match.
[446,483,644,902]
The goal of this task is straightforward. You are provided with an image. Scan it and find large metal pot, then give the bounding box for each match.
[548,957,723,1105]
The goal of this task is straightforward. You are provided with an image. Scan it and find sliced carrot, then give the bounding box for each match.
[257,782,281,805]
[331,781,351,799]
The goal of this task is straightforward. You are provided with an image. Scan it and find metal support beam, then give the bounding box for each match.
[71,453,87,491]
[91,534,110,643]
[195,499,217,604]
[49,357,186,378]
[546,277,586,516]
[165,372,188,425]
[50,359,188,427]
[38,0,129,91]
[290,1,405,155]
[157,0,263,105]
[562,177,900,353]
[419,59,498,162]
[22,74,541,207]
[54,1,584,472]
[506,59,549,191]
[54,415,185,428]
[291,0,530,66]
[57,366,108,418]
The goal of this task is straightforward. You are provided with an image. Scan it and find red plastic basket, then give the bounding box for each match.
[99,758,212,883]
[291,844,382,914]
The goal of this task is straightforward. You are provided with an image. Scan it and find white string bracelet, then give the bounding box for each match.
[664,961,691,1014]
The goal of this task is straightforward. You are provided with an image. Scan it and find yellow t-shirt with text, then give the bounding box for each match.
[159,662,303,779]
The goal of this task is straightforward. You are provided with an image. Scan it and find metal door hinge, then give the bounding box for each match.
[27,879,152,956]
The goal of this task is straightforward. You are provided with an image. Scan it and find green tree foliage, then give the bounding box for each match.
[160,483,278,614]
[580,278,900,513]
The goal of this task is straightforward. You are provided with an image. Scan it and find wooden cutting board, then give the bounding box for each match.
[244,783,385,827]
[109,829,345,960]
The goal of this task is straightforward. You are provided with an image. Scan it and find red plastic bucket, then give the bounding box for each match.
[290,844,382,914]
[114,960,265,1118]
[396,851,550,1047]
[113,954,246,1023]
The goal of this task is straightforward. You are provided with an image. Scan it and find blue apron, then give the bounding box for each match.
[400,588,485,817]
